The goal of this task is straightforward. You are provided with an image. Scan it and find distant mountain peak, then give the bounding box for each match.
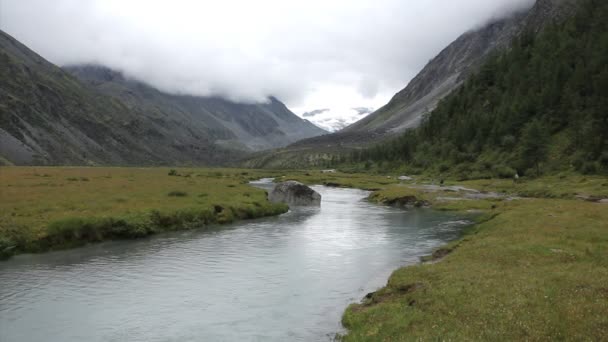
[298,107,375,132]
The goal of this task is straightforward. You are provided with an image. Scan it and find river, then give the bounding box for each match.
[0,181,469,341]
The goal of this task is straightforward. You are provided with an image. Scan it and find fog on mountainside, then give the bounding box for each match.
[1,0,535,110]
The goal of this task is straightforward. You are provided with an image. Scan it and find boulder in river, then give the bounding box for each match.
[269,181,321,207]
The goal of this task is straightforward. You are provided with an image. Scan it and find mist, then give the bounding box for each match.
[0,0,534,107]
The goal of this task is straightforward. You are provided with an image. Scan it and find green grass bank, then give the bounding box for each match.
[0,167,289,259]
[331,173,608,341]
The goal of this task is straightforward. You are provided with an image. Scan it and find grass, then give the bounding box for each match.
[0,166,395,259]
[460,173,608,199]
[337,173,608,341]
[266,170,608,340]
[277,170,401,190]
[2,166,607,339]
[167,190,188,197]
[0,167,289,259]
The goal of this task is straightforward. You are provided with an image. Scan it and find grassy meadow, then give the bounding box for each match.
[0,167,437,260]
[335,174,608,341]
[264,169,608,340]
[341,196,608,341]
[0,167,289,259]
[1,166,607,339]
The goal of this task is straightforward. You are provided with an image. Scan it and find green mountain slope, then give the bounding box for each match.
[353,0,608,177]
[242,0,584,169]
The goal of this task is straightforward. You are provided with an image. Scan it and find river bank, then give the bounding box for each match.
[2,166,607,339]
[288,172,608,340]
[0,167,425,260]
[342,198,608,340]
[0,179,468,342]
[0,167,289,260]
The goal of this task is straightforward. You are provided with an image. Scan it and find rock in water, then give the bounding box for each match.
[269,181,321,207]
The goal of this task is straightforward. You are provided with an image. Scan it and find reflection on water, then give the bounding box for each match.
[0,184,469,342]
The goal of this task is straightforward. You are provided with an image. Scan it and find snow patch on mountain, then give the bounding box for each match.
[297,107,374,132]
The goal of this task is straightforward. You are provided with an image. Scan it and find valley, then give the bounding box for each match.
[1,166,606,340]
[1,0,606,340]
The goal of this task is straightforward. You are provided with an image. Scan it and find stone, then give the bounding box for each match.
[268,181,321,207]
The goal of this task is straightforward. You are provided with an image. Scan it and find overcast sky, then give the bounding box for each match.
[0,0,534,114]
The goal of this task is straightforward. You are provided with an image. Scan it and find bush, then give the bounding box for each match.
[0,237,17,260]
[438,163,451,173]
[493,165,516,179]
[501,135,517,150]
[580,162,599,175]
[599,152,608,169]
[168,169,178,176]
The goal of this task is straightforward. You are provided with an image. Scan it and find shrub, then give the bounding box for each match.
[168,169,178,176]
[45,217,122,247]
[0,237,17,260]
[599,152,608,169]
[493,165,516,179]
[580,162,598,175]
[438,163,450,173]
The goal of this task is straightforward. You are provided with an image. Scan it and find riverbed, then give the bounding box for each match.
[0,182,469,341]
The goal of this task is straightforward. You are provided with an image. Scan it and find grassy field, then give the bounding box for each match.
[0,167,455,260]
[2,166,607,339]
[0,167,289,259]
[334,173,608,341]
[273,169,608,340]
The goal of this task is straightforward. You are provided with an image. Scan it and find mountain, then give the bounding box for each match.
[65,65,325,151]
[344,0,580,136]
[0,31,324,166]
[284,0,581,150]
[243,0,584,169]
[352,0,606,177]
[299,107,374,132]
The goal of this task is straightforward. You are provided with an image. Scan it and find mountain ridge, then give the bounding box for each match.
[0,31,324,166]
[65,64,325,152]
[351,0,606,177]
[242,0,584,168]
[285,0,580,151]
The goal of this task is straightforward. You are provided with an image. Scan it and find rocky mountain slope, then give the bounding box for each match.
[352,0,606,176]
[0,31,324,166]
[288,0,581,150]
[65,65,325,152]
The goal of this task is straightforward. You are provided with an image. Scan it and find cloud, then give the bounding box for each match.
[0,0,534,106]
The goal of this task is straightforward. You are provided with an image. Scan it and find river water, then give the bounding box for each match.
[0,181,469,342]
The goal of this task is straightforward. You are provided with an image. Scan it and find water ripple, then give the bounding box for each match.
[0,186,468,342]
